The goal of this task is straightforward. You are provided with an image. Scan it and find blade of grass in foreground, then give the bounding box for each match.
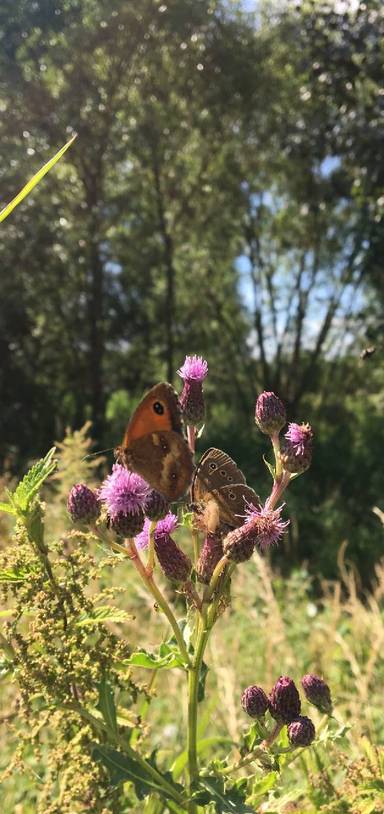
[0,133,77,223]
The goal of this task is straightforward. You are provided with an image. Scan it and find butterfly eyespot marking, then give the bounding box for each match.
[209,462,217,470]
[227,475,233,482]
[228,491,236,500]
[219,469,227,477]
[153,401,165,415]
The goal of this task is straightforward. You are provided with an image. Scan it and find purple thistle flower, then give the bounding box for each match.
[153,512,192,582]
[177,354,208,425]
[67,483,100,523]
[223,524,256,563]
[244,502,290,552]
[281,422,313,474]
[241,685,269,719]
[135,517,151,550]
[288,715,316,747]
[99,464,149,520]
[255,391,286,436]
[177,355,208,382]
[269,676,301,723]
[301,674,333,715]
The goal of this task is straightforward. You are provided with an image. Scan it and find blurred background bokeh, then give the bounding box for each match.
[0,0,383,581]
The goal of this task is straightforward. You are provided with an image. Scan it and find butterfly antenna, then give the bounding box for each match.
[81,447,114,462]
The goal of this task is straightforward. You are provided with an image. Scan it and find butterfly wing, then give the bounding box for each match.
[193,447,259,530]
[116,382,193,500]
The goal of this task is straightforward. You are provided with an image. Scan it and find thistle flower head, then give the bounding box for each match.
[155,512,178,537]
[281,422,313,474]
[301,674,333,715]
[244,502,289,552]
[177,355,208,382]
[67,483,100,523]
[196,531,224,584]
[153,512,191,582]
[144,489,169,521]
[241,685,269,718]
[99,464,149,520]
[255,391,286,436]
[110,509,145,538]
[177,355,208,424]
[223,524,256,563]
[287,715,316,747]
[269,675,301,723]
[135,517,151,550]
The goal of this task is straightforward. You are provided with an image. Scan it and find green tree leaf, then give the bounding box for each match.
[0,134,77,223]
[0,502,16,515]
[0,564,38,583]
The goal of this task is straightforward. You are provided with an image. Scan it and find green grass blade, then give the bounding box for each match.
[0,133,77,223]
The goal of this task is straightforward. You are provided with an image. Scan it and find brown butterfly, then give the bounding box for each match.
[192,447,259,533]
[360,346,376,360]
[115,382,194,501]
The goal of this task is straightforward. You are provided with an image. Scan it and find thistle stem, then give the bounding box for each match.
[271,432,282,479]
[125,538,190,666]
[146,520,157,574]
[187,616,210,812]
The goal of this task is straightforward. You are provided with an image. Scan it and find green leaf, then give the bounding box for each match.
[98,675,117,736]
[0,134,77,223]
[124,642,184,671]
[0,501,16,516]
[0,564,38,583]
[12,447,57,512]
[250,771,279,802]
[263,455,276,480]
[75,606,134,627]
[193,776,255,813]
[92,745,183,803]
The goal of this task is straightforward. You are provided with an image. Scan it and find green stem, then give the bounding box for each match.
[187,616,210,813]
[271,432,282,479]
[125,538,191,666]
[203,554,229,606]
[146,520,156,574]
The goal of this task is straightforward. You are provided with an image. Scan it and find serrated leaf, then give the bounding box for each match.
[75,606,134,627]
[193,776,255,813]
[92,745,183,803]
[0,564,37,583]
[263,455,276,480]
[12,447,57,512]
[250,771,279,801]
[0,134,77,223]
[0,501,16,515]
[98,675,117,736]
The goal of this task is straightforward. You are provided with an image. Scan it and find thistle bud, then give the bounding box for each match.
[67,483,100,523]
[241,685,269,718]
[223,524,256,563]
[144,489,169,521]
[154,513,192,582]
[281,423,313,474]
[269,676,301,723]
[287,715,315,747]
[301,674,333,715]
[177,355,208,425]
[110,508,145,538]
[196,532,224,584]
[255,391,286,436]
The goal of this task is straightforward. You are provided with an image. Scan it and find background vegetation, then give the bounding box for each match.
[1,1,384,810]
[0,0,383,579]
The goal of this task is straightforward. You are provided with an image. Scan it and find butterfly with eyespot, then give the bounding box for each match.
[115,382,194,501]
[192,447,260,534]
